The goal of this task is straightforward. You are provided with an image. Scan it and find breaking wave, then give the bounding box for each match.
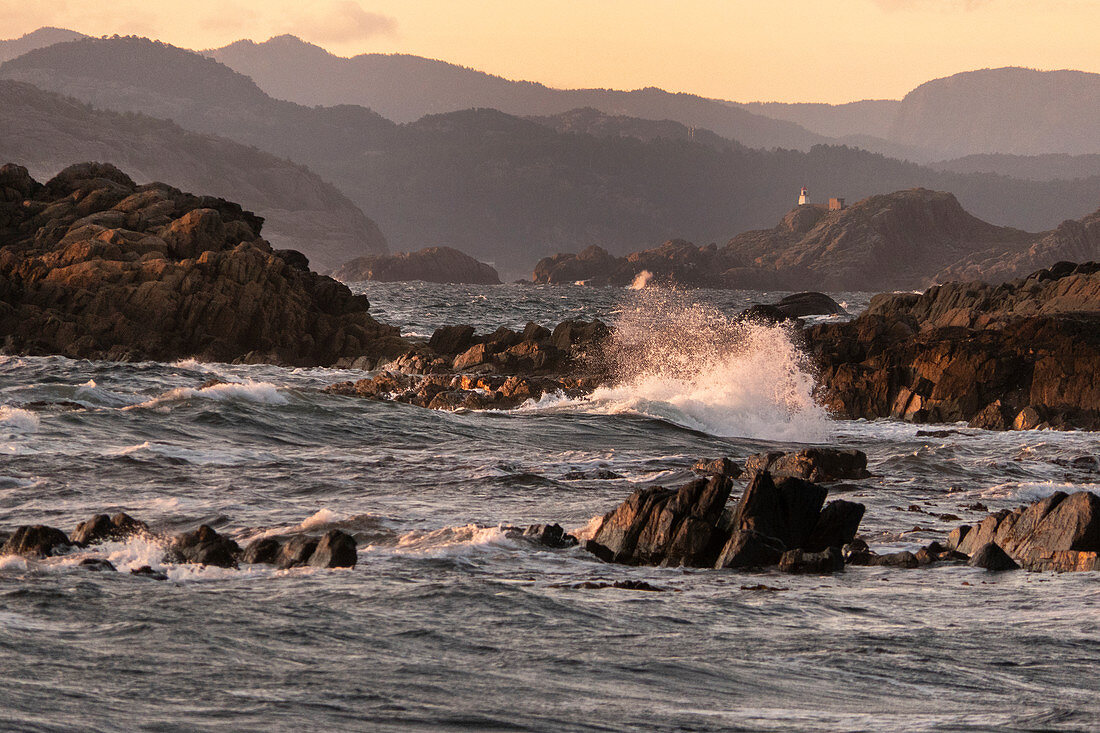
[526,290,830,442]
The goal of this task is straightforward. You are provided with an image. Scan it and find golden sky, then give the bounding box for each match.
[3,0,1098,102]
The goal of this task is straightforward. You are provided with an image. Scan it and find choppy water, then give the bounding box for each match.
[1,283,1098,732]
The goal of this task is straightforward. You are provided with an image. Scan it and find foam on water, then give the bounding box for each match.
[523,291,830,441]
[0,406,39,434]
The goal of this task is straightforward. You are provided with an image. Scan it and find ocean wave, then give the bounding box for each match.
[517,293,829,442]
[128,379,289,410]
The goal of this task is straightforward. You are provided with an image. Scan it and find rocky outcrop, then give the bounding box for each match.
[332,246,500,284]
[325,318,610,410]
[0,162,407,366]
[533,190,1043,291]
[948,491,1100,572]
[1,525,71,557]
[810,262,1100,429]
[584,471,866,573]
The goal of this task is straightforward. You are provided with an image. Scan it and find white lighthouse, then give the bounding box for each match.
[798,186,808,206]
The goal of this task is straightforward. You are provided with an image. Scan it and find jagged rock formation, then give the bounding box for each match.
[0,162,406,366]
[0,79,387,270]
[809,261,1100,429]
[333,246,500,284]
[584,470,865,571]
[947,491,1100,572]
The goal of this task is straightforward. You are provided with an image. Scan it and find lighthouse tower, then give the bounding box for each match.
[798,186,808,206]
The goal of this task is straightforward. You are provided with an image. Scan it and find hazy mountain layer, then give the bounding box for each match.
[4,36,1099,276]
[0,79,387,270]
[206,35,828,151]
[0,28,85,63]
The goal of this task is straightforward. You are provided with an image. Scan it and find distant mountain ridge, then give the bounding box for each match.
[207,35,829,151]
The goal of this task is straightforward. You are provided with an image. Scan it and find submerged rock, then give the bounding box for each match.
[774,292,847,318]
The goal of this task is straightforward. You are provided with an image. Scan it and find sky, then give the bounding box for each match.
[2,0,1099,103]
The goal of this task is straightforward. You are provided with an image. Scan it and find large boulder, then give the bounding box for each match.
[2,525,71,557]
[308,530,358,568]
[164,525,240,568]
[810,263,1100,430]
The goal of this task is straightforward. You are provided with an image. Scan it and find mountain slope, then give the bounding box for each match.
[0,27,85,63]
[0,80,387,269]
[207,35,828,150]
[889,68,1100,158]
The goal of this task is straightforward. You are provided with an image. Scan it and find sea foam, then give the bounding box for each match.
[526,290,830,442]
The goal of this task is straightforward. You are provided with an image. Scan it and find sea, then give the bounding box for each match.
[0,282,1097,732]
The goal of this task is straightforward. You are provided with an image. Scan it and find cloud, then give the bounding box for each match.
[288,1,397,43]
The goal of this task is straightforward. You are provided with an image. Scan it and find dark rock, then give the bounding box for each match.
[276,535,319,569]
[2,525,72,557]
[803,500,865,552]
[521,322,551,341]
[520,524,578,549]
[727,472,827,551]
[868,551,919,568]
[241,537,282,565]
[946,524,971,551]
[775,292,846,318]
[428,325,476,355]
[778,546,843,574]
[79,558,116,572]
[714,529,785,569]
[954,491,1100,571]
[308,530,357,568]
[165,525,240,568]
[810,263,1100,431]
[586,476,732,567]
[130,565,168,580]
[738,304,797,326]
[968,542,1020,571]
[744,448,870,482]
[70,512,148,546]
[0,165,407,367]
[691,457,742,479]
